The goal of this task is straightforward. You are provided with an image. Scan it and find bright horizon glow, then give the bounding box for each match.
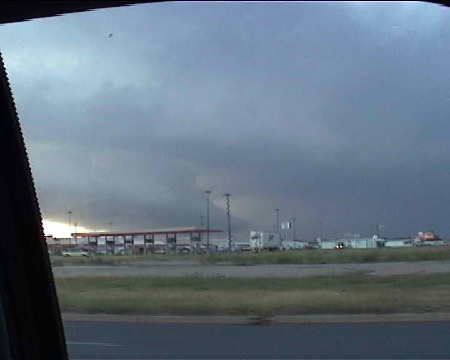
[42,219,94,238]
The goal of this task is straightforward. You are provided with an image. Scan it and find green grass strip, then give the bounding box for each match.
[56,273,450,316]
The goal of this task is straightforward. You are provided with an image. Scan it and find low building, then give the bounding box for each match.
[317,239,338,250]
[281,241,310,250]
[318,235,383,250]
[345,237,378,249]
[48,227,222,255]
[384,238,413,248]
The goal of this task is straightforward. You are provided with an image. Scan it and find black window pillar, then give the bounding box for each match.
[0,52,68,359]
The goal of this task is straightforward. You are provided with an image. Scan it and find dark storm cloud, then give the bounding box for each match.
[1,1,450,238]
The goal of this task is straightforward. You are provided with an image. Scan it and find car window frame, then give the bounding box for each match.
[0,1,447,358]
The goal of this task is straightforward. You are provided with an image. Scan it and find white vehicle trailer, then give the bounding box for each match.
[250,231,281,251]
[281,241,309,250]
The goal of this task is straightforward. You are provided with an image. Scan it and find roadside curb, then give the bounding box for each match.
[62,313,251,324]
[62,312,450,324]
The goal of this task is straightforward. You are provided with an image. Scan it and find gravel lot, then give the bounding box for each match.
[52,260,450,278]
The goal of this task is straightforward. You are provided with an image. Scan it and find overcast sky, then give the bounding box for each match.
[1,1,450,239]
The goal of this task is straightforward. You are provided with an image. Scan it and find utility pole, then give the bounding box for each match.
[275,209,280,233]
[293,217,296,241]
[205,190,211,253]
[200,215,204,228]
[223,193,232,251]
[109,222,113,232]
[320,221,323,240]
[68,211,73,242]
[376,224,385,238]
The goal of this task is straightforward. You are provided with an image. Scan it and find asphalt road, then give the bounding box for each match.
[65,320,450,359]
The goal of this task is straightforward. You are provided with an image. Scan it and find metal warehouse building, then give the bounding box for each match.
[318,235,384,250]
[50,227,222,255]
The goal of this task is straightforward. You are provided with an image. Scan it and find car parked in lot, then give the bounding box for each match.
[61,248,90,257]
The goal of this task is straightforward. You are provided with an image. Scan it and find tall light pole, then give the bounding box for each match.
[68,211,72,241]
[74,222,78,245]
[223,193,232,251]
[205,190,211,253]
[376,224,385,238]
[200,215,204,228]
[275,209,280,233]
[109,222,113,232]
[293,217,296,241]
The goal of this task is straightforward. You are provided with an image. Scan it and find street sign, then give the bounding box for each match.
[281,221,291,230]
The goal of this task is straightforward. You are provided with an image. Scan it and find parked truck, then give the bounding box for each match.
[250,231,281,252]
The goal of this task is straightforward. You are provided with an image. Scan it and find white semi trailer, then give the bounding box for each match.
[250,231,281,252]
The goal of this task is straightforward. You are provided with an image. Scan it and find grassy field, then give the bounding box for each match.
[56,273,450,316]
[50,253,196,266]
[50,246,450,267]
[199,246,450,265]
